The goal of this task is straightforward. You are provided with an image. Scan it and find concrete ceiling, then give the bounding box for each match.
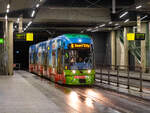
[0,0,150,33]
[0,0,37,13]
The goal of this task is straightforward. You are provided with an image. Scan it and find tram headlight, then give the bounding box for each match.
[72,70,76,74]
[88,70,91,73]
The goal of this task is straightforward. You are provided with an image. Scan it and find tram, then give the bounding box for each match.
[29,34,95,85]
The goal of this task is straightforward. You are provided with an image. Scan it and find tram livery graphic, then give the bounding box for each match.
[29,34,95,85]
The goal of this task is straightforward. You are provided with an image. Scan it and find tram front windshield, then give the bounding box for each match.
[65,48,93,70]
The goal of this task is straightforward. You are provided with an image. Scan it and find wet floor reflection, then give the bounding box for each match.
[68,91,80,110]
[85,97,93,108]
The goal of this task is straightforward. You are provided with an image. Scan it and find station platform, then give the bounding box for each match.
[0,71,150,113]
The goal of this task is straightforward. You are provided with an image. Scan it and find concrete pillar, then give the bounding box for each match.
[124,27,128,67]
[8,22,14,75]
[18,16,23,33]
[137,16,141,32]
[137,16,147,72]
[141,23,147,72]
[4,17,9,75]
[111,30,116,67]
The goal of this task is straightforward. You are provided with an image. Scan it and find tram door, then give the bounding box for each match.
[57,48,63,74]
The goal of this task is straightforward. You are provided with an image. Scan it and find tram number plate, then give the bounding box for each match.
[79,79,86,83]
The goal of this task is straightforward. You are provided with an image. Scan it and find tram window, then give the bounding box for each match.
[65,49,92,64]
[52,50,56,67]
[33,52,36,64]
[29,54,32,64]
[43,52,48,67]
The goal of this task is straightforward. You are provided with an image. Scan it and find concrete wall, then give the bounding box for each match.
[88,32,111,65]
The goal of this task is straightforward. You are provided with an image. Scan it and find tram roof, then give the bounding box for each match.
[63,34,91,39]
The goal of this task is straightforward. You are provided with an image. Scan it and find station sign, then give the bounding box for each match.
[127,33,135,40]
[26,33,33,41]
[15,33,34,41]
[16,33,26,40]
[127,33,145,41]
[0,38,4,44]
[135,33,145,40]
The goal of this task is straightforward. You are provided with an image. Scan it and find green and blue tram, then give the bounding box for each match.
[29,34,95,85]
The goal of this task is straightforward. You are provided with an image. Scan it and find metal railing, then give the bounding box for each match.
[95,65,143,92]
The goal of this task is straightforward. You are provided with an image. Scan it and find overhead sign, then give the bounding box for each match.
[26,33,33,41]
[0,38,4,44]
[135,33,145,40]
[127,33,135,40]
[15,33,34,41]
[16,33,26,40]
[127,33,145,41]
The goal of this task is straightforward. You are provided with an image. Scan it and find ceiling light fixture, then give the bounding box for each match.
[5,15,8,20]
[140,15,148,21]
[115,26,121,29]
[36,4,40,8]
[91,29,98,32]
[28,21,32,26]
[86,28,92,31]
[136,5,142,9]
[115,23,119,26]
[108,21,112,24]
[31,10,35,17]
[124,19,130,23]
[7,4,10,9]
[99,24,105,27]
[6,9,9,13]
[120,11,128,18]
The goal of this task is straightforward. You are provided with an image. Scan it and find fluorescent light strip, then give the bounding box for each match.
[91,29,98,32]
[87,28,92,31]
[108,21,112,24]
[5,15,8,20]
[28,21,32,26]
[31,10,35,17]
[120,11,128,18]
[36,4,40,8]
[99,24,105,27]
[124,19,130,23]
[136,5,142,9]
[7,4,10,9]
[115,26,121,29]
[115,23,119,26]
[95,26,99,29]
[6,9,9,13]
[140,15,148,21]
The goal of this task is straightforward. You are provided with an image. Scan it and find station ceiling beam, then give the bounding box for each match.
[34,7,111,23]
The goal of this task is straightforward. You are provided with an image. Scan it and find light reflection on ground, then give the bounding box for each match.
[68,91,80,110]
